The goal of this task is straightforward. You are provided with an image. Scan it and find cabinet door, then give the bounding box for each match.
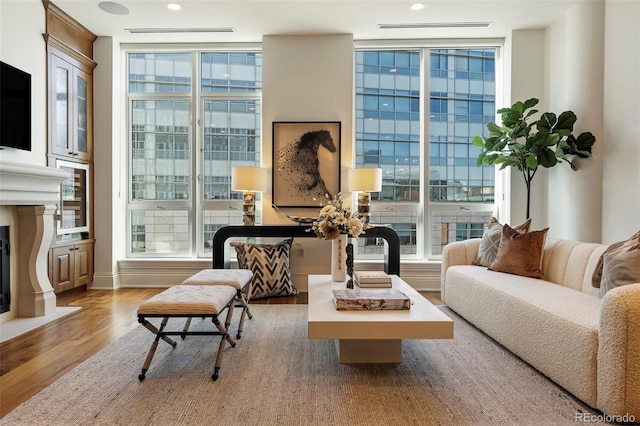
[51,245,75,293]
[49,54,73,158]
[73,68,93,161]
[74,242,94,287]
[48,53,93,161]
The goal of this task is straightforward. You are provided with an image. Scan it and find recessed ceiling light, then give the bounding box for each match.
[98,1,129,15]
[167,3,182,11]
[410,3,425,11]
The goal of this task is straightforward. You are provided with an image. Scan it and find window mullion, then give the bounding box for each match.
[421,47,429,260]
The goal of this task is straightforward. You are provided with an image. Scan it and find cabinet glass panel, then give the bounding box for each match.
[55,66,69,150]
[76,75,88,153]
[57,160,90,235]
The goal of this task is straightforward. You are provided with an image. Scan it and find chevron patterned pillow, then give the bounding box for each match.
[230,238,299,299]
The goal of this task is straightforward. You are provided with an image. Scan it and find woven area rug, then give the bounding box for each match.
[1,305,606,426]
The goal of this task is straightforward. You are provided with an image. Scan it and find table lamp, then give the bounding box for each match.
[231,166,268,226]
[347,168,382,227]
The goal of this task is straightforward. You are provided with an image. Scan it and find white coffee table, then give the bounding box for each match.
[307,274,454,363]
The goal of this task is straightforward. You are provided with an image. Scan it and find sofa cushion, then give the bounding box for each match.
[541,239,606,296]
[592,230,640,296]
[489,225,548,279]
[230,238,299,299]
[473,217,531,267]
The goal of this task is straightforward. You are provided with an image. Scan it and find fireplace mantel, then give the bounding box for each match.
[0,160,68,318]
[0,160,68,206]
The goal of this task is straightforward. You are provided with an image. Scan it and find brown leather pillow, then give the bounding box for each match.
[473,217,532,267]
[489,224,549,279]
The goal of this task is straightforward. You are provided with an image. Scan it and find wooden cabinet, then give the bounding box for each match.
[45,1,97,294]
[51,240,94,294]
[48,50,93,161]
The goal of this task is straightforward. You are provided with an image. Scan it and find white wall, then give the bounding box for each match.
[262,34,356,290]
[0,1,47,166]
[509,30,546,229]
[601,0,640,242]
[262,33,355,220]
[91,37,126,290]
[545,0,605,243]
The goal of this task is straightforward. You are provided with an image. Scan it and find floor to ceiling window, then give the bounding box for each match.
[127,51,262,257]
[125,44,499,261]
[355,47,498,260]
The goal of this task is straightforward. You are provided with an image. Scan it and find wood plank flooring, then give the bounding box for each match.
[0,286,441,418]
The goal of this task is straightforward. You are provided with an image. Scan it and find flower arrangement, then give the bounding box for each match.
[310,193,365,240]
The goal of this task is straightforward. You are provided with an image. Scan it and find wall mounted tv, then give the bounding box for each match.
[0,61,32,151]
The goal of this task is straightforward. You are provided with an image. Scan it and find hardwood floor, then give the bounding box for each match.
[0,286,442,418]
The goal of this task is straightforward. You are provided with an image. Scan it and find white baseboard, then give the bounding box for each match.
[113,259,443,293]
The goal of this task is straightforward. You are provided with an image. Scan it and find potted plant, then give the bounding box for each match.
[473,98,596,219]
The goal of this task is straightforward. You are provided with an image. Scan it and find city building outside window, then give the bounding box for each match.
[126,45,499,261]
[355,47,498,260]
[127,51,262,257]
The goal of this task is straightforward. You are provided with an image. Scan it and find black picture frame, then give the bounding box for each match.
[272,121,341,208]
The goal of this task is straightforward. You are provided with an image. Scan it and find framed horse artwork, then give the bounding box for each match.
[272,121,341,208]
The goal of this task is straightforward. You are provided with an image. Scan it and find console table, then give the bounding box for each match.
[212,225,400,275]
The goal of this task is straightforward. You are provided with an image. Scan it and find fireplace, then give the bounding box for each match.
[1,226,8,314]
[0,160,67,320]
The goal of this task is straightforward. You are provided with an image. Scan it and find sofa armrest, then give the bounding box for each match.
[440,238,481,303]
[597,283,640,418]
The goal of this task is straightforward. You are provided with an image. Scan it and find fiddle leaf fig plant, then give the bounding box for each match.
[473,98,596,219]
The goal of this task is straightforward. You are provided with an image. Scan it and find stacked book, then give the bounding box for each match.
[354,270,392,288]
[332,289,411,311]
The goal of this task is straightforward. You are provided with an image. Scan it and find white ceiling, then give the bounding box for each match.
[52,0,584,44]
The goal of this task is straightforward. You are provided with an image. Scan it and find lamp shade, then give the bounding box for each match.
[231,166,268,192]
[347,168,382,192]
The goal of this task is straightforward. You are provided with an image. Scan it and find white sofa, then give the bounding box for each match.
[441,237,640,418]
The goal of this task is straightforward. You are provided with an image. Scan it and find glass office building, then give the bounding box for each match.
[355,48,496,257]
[126,47,497,259]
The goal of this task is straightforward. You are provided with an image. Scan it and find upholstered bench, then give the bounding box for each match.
[136,285,237,381]
[181,269,254,338]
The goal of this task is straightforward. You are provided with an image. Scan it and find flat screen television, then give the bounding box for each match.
[0,61,32,151]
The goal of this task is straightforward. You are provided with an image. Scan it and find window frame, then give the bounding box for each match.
[124,45,263,258]
[121,40,506,261]
[354,39,506,261]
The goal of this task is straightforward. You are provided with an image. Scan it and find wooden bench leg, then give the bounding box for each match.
[212,315,235,381]
[181,317,192,339]
[235,289,252,339]
[138,317,176,381]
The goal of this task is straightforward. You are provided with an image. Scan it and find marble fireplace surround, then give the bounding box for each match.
[0,160,68,318]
